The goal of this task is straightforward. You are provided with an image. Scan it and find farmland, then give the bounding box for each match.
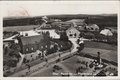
[3,25,39,32]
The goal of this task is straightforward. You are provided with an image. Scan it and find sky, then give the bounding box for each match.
[1,1,119,17]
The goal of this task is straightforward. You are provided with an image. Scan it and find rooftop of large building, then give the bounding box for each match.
[19,35,43,46]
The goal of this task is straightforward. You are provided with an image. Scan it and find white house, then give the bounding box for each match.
[86,24,99,31]
[19,30,40,37]
[36,29,60,39]
[66,27,80,38]
[100,29,113,36]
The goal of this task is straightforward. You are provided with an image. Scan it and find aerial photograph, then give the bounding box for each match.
[2,1,118,77]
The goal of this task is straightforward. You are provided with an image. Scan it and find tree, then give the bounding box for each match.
[77,42,84,53]
[60,32,68,41]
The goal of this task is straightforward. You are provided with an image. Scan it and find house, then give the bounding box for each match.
[100,28,113,36]
[86,24,99,31]
[51,21,73,31]
[18,35,43,54]
[76,25,85,31]
[36,29,60,39]
[66,19,87,31]
[66,27,80,38]
[105,27,117,33]
[19,30,40,37]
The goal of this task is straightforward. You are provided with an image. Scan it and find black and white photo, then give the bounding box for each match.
[1,1,119,78]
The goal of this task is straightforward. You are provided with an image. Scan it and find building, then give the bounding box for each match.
[19,30,40,37]
[86,24,99,31]
[36,29,60,39]
[51,21,73,31]
[66,19,87,31]
[66,27,80,38]
[18,35,43,54]
[100,28,113,36]
[105,27,117,33]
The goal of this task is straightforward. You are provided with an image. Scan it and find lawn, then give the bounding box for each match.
[81,48,117,63]
[82,41,117,63]
[3,25,39,32]
[84,41,117,51]
[61,56,93,74]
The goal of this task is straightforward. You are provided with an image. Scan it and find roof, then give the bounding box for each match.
[36,29,60,39]
[51,21,73,30]
[19,30,40,37]
[87,24,99,29]
[20,35,43,46]
[105,27,117,33]
[100,29,113,36]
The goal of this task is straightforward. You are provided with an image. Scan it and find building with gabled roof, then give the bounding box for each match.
[18,35,43,54]
[66,26,80,38]
[86,24,99,31]
[51,21,73,31]
[100,28,113,36]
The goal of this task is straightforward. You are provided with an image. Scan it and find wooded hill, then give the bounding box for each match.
[3,14,117,28]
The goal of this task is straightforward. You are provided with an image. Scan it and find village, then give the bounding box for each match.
[3,15,117,77]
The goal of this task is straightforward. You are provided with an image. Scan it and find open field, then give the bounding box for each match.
[82,41,117,63]
[84,41,117,51]
[3,25,39,32]
[81,48,117,63]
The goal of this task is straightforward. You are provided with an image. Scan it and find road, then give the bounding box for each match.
[16,52,25,71]
[9,38,79,77]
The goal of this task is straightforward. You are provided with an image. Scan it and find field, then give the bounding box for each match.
[81,41,117,63]
[81,48,117,63]
[84,41,117,51]
[3,25,39,32]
